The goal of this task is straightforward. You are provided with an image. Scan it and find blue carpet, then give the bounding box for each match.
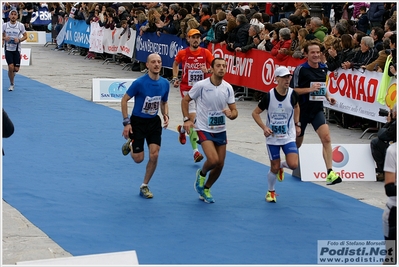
[2,70,384,264]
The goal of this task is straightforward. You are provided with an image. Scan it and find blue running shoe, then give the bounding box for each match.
[200,188,215,203]
[195,169,205,195]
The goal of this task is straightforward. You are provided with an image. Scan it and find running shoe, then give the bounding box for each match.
[277,168,284,182]
[122,138,132,156]
[8,84,14,91]
[194,151,203,163]
[199,188,215,203]
[177,125,186,145]
[139,186,153,198]
[194,169,205,195]
[265,191,277,203]
[326,170,342,185]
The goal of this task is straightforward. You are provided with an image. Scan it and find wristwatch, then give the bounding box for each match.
[183,116,190,122]
[295,122,301,127]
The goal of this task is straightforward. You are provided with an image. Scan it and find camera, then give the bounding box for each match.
[379,108,389,117]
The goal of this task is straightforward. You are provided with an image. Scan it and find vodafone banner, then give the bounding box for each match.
[299,144,376,182]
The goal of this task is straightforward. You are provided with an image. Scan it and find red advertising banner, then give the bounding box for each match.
[207,43,306,92]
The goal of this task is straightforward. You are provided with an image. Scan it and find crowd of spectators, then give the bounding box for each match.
[3,2,397,126]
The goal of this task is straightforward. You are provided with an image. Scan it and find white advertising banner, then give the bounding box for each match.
[89,22,104,54]
[92,78,135,102]
[1,48,32,66]
[99,27,136,58]
[326,69,397,123]
[299,144,376,182]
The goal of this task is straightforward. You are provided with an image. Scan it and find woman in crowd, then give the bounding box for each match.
[271,27,292,61]
[292,27,308,59]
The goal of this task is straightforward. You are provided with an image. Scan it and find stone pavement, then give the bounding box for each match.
[2,44,387,265]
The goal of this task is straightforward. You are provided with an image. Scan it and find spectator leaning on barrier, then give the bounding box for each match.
[235,24,261,53]
[341,36,378,70]
[365,39,391,72]
[257,22,275,52]
[226,13,249,52]
[271,27,292,61]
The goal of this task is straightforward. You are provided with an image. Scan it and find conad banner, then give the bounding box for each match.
[325,69,397,123]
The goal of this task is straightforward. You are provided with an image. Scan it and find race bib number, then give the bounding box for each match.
[142,96,161,115]
[207,110,225,130]
[309,82,327,101]
[270,107,288,139]
[188,69,204,86]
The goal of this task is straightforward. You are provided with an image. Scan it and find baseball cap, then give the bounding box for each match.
[10,9,18,15]
[274,66,291,77]
[187,29,201,37]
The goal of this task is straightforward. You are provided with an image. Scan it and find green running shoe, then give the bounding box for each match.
[194,169,206,195]
[265,191,277,203]
[326,170,342,185]
[200,188,215,203]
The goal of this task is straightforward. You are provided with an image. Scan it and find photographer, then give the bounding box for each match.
[370,104,397,181]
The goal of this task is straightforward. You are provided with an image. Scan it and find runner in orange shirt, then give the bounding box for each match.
[172,29,214,163]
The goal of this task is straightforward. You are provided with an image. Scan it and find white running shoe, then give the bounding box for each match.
[8,84,14,91]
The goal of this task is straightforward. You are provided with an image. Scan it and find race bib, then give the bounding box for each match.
[270,107,288,139]
[309,82,327,101]
[207,110,225,130]
[141,96,161,115]
[188,69,204,86]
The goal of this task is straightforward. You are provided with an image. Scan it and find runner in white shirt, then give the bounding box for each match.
[2,9,27,91]
[181,58,238,203]
[252,66,301,203]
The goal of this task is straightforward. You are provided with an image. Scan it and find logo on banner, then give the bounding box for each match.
[135,35,142,51]
[27,32,38,42]
[108,82,127,99]
[169,41,179,59]
[262,58,275,86]
[213,48,224,59]
[332,146,349,168]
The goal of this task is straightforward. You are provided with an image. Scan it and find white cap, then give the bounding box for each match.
[274,66,291,77]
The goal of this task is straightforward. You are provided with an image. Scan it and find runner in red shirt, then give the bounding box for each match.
[172,29,214,163]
